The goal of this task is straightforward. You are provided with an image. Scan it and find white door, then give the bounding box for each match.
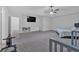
[11,16,19,36]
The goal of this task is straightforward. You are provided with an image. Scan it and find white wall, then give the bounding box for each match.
[51,13,79,30]
[9,10,79,33]
[20,16,53,32]
[41,17,53,31]
[21,13,79,32]
[21,16,40,32]
[9,12,79,32]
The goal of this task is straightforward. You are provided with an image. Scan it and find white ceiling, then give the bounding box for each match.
[7,6,79,17]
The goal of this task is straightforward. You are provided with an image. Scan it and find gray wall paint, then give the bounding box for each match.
[51,13,79,29]
[7,7,79,32]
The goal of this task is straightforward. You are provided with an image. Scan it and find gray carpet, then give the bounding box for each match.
[12,31,79,52]
[12,31,59,52]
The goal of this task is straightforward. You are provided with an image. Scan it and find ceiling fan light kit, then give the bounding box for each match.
[49,11,54,14]
[49,6,59,15]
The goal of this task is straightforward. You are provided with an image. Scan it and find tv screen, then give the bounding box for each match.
[74,23,79,28]
[27,16,36,22]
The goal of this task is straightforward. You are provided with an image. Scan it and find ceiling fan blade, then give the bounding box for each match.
[44,6,59,15]
[53,12,57,13]
[54,9,59,11]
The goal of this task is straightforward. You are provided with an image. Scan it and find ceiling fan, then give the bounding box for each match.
[44,6,59,15]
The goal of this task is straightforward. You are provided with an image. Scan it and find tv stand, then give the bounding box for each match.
[22,27,31,32]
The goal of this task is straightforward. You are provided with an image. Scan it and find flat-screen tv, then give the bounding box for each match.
[74,23,79,28]
[27,16,36,22]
